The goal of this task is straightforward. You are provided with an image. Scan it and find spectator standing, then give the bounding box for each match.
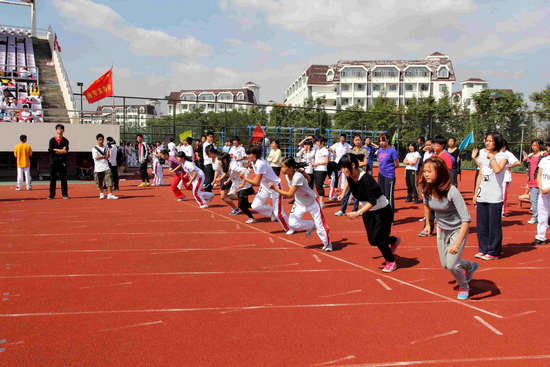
[329,134,352,198]
[136,134,150,187]
[312,137,329,209]
[267,140,283,177]
[403,142,421,203]
[335,135,368,216]
[376,132,399,221]
[501,140,520,217]
[447,137,460,187]
[533,139,550,245]
[432,135,454,170]
[525,139,544,224]
[14,134,32,191]
[92,134,118,200]
[202,132,216,192]
[167,137,177,157]
[48,124,69,199]
[106,137,119,191]
[229,136,246,167]
[363,136,378,176]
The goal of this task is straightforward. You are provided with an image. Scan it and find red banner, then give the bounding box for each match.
[84,68,113,104]
[54,33,61,52]
[249,124,266,146]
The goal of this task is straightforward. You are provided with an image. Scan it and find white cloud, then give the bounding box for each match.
[502,36,548,54]
[280,49,297,56]
[52,0,211,59]
[223,38,243,46]
[252,41,273,52]
[463,34,505,57]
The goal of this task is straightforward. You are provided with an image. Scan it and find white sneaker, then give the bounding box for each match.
[245,218,256,224]
[334,210,346,216]
[322,243,333,252]
[200,204,209,209]
[207,194,214,204]
[320,202,325,209]
[306,227,314,237]
[107,194,118,200]
[99,193,105,199]
[27,187,31,191]
[528,218,538,224]
[271,213,278,222]
[178,197,187,201]
[286,228,295,235]
[15,187,21,191]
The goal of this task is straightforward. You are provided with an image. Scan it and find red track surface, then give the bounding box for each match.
[1,169,549,366]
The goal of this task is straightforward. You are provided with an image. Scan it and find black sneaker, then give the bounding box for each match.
[47,196,54,200]
[532,239,545,246]
[414,199,422,204]
[63,195,70,200]
[405,198,412,203]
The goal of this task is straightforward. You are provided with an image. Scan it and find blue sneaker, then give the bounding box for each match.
[457,285,469,300]
[465,262,478,283]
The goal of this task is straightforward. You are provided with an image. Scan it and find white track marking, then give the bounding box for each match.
[222,244,255,249]
[80,282,132,290]
[408,278,434,283]
[410,330,458,344]
[236,224,240,229]
[269,237,274,243]
[376,279,392,290]
[68,257,112,262]
[474,316,503,335]
[150,250,189,255]
[0,231,260,237]
[337,355,550,366]
[5,341,24,346]
[313,355,356,366]
[319,290,362,298]
[505,310,536,319]
[313,254,322,262]
[519,259,545,265]
[193,203,505,319]
[262,263,299,269]
[98,320,163,332]
[0,247,300,254]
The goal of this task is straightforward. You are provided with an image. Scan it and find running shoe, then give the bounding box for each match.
[144,183,151,187]
[99,193,105,200]
[178,197,187,201]
[15,187,21,191]
[457,285,469,300]
[334,210,346,216]
[413,200,421,204]
[474,252,485,259]
[482,254,499,260]
[245,218,256,224]
[200,204,209,209]
[418,231,433,237]
[320,202,325,209]
[271,213,278,222]
[390,237,401,254]
[465,262,478,282]
[207,195,214,204]
[404,198,412,203]
[528,218,538,224]
[230,208,240,216]
[383,261,397,273]
[329,197,337,202]
[286,228,295,235]
[419,217,425,222]
[322,243,333,252]
[27,187,32,191]
[63,195,70,200]
[305,227,314,238]
[107,193,119,200]
[47,196,54,200]
[532,239,545,245]
[138,183,145,187]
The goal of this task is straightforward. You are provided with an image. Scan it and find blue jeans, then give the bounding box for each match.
[340,188,359,213]
[530,187,539,221]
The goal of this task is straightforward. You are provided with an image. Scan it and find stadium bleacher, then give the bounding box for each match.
[0,26,43,123]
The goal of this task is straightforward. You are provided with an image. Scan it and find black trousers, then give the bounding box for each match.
[204,164,214,192]
[378,174,396,222]
[272,166,281,178]
[476,202,503,256]
[49,161,68,198]
[474,169,479,192]
[451,168,458,188]
[405,170,419,201]
[314,171,327,197]
[139,162,149,183]
[238,197,253,219]
[362,205,397,262]
[110,165,119,190]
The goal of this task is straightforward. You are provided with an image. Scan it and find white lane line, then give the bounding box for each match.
[474,316,503,335]
[223,244,255,249]
[0,247,300,254]
[519,259,545,265]
[98,320,163,332]
[376,279,392,291]
[5,341,24,346]
[408,278,434,283]
[313,355,356,366]
[68,257,112,262]
[336,355,550,366]
[195,203,505,319]
[150,250,188,255]
[319,290,362,298]
[313,254,322,262]
[80,282,132,290]
[410,330,458,344]
[0,231,259,237]
[269,237,274,243]
[505,310,536,319]
[262,263,300,269]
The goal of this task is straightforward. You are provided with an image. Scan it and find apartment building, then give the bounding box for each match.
[452,78,513,113]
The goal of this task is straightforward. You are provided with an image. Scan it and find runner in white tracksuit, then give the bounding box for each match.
[180,153,214,208]
[270,157,332,251]
[151,142,164,186]
[178,137,195,190]
[534,140,550,245]
[240,145,290,233]
[328,134,351,200]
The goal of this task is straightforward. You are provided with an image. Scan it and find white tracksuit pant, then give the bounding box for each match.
[153,161,163,186]
[329,172,338,199]
[536,193,550,241]
[289,198,331,246]
[251,184,289,231]
[192,174,214,207]
[17,166,31,189]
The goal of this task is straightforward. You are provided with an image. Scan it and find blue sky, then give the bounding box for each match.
[3,0,549,111]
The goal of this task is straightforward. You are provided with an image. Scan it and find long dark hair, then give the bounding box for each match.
[176,151,193,162]
[338,153,360,172]
[282,156,308,170]
[217,152,231,173]
[417,157,452,199]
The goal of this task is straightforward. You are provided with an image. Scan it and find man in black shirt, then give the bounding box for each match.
[48,124,70,199]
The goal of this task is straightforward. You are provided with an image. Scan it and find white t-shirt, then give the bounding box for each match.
[286,172,317,207]
[92,146,110,173]
[168,142,177,156]
[228,159,252,191]
[503,150,519,183]
[109,145,118,167]
[299,150,315,174]
[314,147,329,172]
[423,151,433,163]
[151,147,160,163]
[251,158,280,190]
[182,160,204,179]
[330,142,351,163]
[229,145,246,166]
[477,149,488,171]
[203,141,214,165]
[405,151,422,171]
[477,152,508,203]
[538,156,550,191]
[182,145,194,159]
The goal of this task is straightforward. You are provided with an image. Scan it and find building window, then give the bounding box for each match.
[465,99,471,106]
[102,107,113,112]
[405,84,414,91]
[181,93,196,101]
[115,107,123,113]
[341,84,350,91]
[139,107,145,113]
[327,70,334,81]
[341,67,366,78]
[226,104,233,109]
[218,92,233,102]
[189,104,196,110]
[420,84,429,91]
[198,93,215,101]
[467,83,473,88]
[356,84,365,91]
[356,99,363,106]
[438,67,449,78]
[439,84,447,92]
[237,92,245,101]
[181,104,188,110]
[208,104,215,110]
[404,67,430,77]
[372,67,399,78]
[373,84,381,91]
[389,84,397,91]
[342,98,349,106]
[127,107,137,114]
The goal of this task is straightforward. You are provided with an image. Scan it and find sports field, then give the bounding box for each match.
[1,169,549,366]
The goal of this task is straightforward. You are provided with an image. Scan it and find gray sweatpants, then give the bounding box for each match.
[437,227,474,288]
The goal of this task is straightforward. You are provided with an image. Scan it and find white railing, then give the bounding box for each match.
[1,107,113,124]
[46,26,78,123]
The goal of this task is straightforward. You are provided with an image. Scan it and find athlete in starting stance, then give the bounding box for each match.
[178,152,214,208]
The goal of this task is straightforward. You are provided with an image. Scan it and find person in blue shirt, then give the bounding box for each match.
[376,132,399,222]
[363,136,378,176]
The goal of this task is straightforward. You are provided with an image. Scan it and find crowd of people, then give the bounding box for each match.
[12,125,548,300]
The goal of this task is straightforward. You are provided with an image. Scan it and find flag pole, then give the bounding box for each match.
[111,62,115,125]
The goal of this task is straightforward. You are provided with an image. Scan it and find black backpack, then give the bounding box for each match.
[116,147,124,166]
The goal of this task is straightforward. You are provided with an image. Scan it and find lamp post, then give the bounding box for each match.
[77,82,83,124]
[519,122,527,161]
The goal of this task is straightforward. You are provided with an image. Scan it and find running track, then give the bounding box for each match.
[1,169,549,366]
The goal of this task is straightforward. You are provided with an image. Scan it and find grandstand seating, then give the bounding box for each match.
[0,27,43,122]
